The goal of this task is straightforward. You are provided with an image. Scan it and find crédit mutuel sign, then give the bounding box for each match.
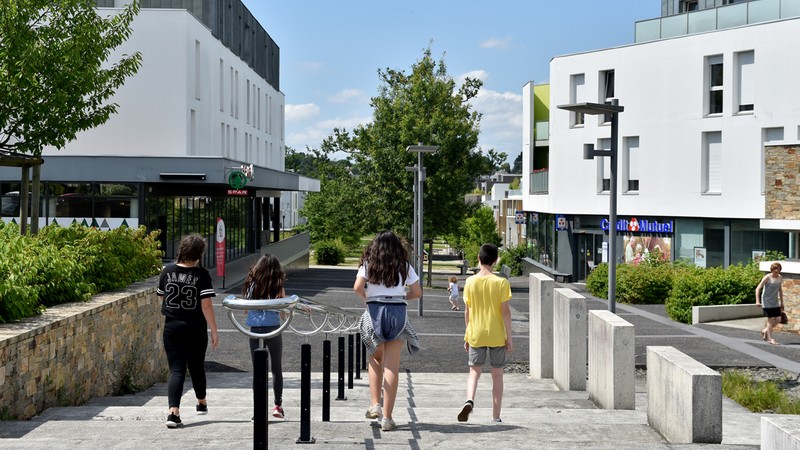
[600,217,674,234]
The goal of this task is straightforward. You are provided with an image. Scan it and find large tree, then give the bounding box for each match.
[0,0,142,233]
[316,48,498,242]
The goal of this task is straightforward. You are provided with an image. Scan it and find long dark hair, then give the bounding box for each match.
[176,234,206,263]
[242,254,285,299]
[362,231,409,288]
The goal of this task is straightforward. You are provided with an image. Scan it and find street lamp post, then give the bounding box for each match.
[556,100,624,313]
[406,144,439,317]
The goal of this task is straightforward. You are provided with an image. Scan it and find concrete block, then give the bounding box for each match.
[691,304,762,324]
[588,310,635,410]
[761,416,800,450]
[529,273,554,379]
[552,288,587,391]
[646,346,722,444]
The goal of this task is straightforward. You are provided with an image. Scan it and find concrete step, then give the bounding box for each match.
[0,372,770,449]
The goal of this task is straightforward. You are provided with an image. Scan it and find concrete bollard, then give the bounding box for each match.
[646,346,722,444]
[761,417,800,450]
[529,273,554,379]
[552,288,587,391]
[587,310,635,410]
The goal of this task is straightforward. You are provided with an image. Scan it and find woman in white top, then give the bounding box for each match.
[354,231,422,432]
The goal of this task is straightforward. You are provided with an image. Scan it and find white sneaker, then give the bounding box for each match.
[381,418,396,431]
[365,404,382,419]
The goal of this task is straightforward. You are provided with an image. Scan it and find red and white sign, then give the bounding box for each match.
[215,217,226,277]
[227,189,248,196]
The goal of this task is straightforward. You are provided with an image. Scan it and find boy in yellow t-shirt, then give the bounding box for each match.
[457,243,512,423]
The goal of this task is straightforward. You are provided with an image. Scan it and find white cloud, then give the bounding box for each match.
[285,103,320,122]
[479,36,513,49]
[457,70,490,85]
[328,88,364,104]
[286,114,371,151]
[470,88,523,159]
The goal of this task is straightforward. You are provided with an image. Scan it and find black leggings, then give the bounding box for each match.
[163,319,209,409]
[249,325,283,406]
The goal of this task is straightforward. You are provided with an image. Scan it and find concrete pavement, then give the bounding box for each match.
[1,258,798,448]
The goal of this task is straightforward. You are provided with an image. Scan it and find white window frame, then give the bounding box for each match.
[623,136,640,193]
[702,131,722,194]
[706,55,724,116]
[735,50,754,114]
[570,73,586,127]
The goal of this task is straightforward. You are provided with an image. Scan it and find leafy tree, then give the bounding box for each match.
[457,206,502,264]
[0,0,142,233]
[509,177,520,190]
[312,48,497,243]
[511,152,522,174]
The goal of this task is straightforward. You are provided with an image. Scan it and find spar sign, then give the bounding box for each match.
[215,217,226,277]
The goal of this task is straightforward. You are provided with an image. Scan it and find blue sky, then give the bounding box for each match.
[244,1,660,164]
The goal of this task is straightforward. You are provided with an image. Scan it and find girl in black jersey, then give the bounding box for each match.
[156,234,219,428]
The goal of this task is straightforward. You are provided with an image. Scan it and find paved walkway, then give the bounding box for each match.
[1,259,798,448]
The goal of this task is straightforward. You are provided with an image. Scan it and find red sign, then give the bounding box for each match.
[215,217,226,277]
[227,189,248,196]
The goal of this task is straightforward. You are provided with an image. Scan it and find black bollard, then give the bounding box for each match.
[335,335,347,401]
[322,338,331,421]
[361,340,367,371]
[355,332,361,380]
[253,347,268,450]
[296,343,315,444]
[347,333,354,389]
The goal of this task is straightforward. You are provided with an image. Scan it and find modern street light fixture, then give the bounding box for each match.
[556,100,624,313]
[407,144,439,317]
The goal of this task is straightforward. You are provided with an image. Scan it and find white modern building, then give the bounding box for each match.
[523,0,800,281]
[0,0,318,268]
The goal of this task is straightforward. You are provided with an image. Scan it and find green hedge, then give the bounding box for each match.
[0,222,162,323]
[314,239,347,265]
[586,258,763,324]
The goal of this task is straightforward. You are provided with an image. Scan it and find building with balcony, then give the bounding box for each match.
[0,0,318,268]
[522,0,800,282]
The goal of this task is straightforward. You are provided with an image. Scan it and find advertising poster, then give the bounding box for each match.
[622,235,672,264]
[694,247,707,268]
[215,217,226,277]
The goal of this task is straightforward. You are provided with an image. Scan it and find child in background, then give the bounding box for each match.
[243,254,287,419]
[447,276,460,311]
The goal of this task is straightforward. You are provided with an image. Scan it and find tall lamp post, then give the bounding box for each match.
[556,100,624,313]
[407,144,439,317]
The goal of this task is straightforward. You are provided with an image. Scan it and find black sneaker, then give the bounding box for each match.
[457,400,473,422]
[196,403,208,415]
[166,413,183,428]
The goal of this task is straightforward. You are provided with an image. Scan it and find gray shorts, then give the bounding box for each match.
[468,345,507,368]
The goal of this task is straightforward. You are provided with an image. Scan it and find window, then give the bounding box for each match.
[234,70,239,119]
[194,41,201,100]
[229,67,234,116]
[246,80,250,125]
[219,59,224,111]
[624,136,640,192]
[735,51,754,113]
[680,0,698,12]
[570,74,586,126]
[190,109,196,155]
[702,131,722,193]
[600,70,615,124]
[707,55,723,115]
[598,138,611,192]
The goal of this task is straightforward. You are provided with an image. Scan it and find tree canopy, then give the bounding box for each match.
[302,48,503,243]
[0,0,141,155]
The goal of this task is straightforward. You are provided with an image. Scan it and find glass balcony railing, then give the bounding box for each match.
[529,169,548,194]
[534,121,549,141]
[635,0,800,43]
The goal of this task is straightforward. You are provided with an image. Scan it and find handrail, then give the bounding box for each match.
[222,294,362,340]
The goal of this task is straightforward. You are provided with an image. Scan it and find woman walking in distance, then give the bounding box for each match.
[242,254,287,419]
[157,234,219,428]
[355,231,422,432]
[755,262,785,345]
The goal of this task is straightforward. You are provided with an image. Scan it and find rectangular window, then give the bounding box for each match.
[681,0,698,12]
[600,70,615,124]
[235,71,239,119]
[246,80,250,125]
[220,122,225,154]
[229,67,234,116]
[598,138,611,192]
[233,127,238,158]
[624,136,640,192]
[570,74,585,126]
[257,87,261,130]
[735,50,754,113]
[219,59,224,111]
[702,131,722,193]
[190,109,196,155]
[707,55,723,115]
[194,41,201,100]
[762,127,784,194]
[226,124,231,156]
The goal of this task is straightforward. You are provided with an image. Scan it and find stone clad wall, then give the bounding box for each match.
[0,277,167,419]
[778,273,799,334]
[765,145,800,220]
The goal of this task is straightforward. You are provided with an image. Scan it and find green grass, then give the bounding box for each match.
[722,370,800,414]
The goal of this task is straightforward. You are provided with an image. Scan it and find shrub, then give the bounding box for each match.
[586,262,609,299]
[498,245,528,276]
[315,239,346,265]
[616,261,675,304]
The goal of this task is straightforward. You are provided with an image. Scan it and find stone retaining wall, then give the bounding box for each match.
[0,277,167,419]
